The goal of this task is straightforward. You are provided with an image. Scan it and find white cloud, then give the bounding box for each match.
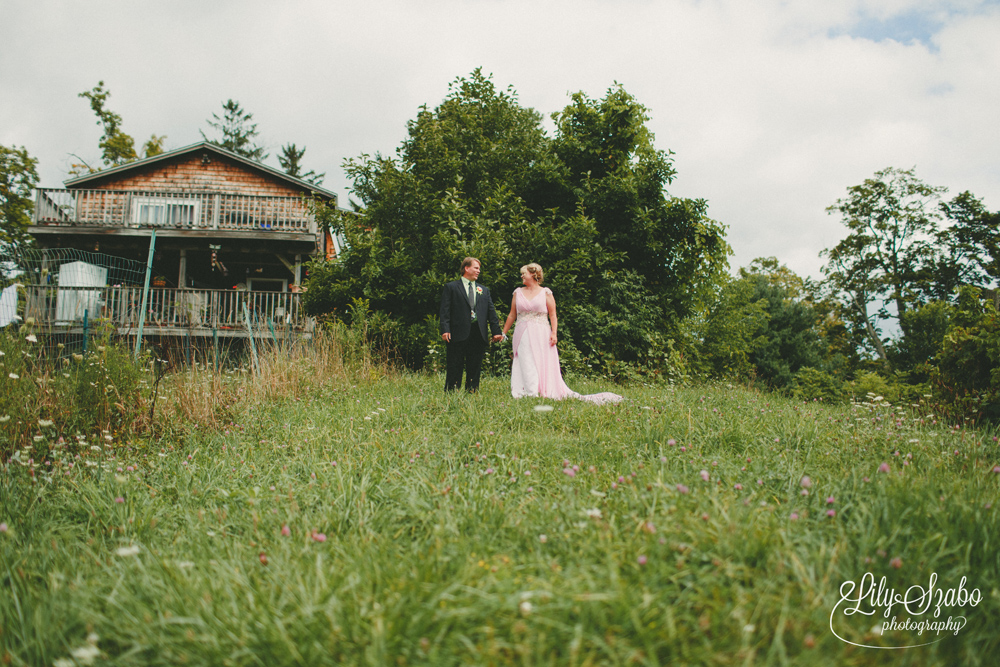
[1,0,997,280]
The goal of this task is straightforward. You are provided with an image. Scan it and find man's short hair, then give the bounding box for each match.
[460,257,481,274]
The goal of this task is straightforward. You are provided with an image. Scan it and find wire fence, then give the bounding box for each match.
[2,246,313,368]
[1,247,148,358]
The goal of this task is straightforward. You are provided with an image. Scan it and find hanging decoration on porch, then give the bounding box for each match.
[209,244,228,276]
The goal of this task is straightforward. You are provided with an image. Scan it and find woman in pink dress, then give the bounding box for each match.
[501,263,622,404]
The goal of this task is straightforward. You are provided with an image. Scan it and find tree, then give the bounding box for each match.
[78,81,137,167]
[78,81,165,170]
[821,167,946,366]
[0,144,39,248]
[278,143,325,185]
[738,258,826,388]
[694,274,769,379]
[304,70,730,373]
[932,191,1000,296]
[201,100,267,161]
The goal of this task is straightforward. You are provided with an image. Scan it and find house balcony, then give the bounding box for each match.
[31,188,319,242]
[22,285,312,338]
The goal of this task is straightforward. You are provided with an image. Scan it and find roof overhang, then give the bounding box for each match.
[63,141,338,201]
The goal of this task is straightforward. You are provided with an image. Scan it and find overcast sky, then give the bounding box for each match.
[2,0,998,279]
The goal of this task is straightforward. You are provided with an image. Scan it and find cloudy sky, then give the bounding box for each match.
[2,0,998,279]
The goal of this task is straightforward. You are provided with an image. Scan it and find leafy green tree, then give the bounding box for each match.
[821,167,946,367]
[304,70,729,372]
[932,191,1000,296]
[739,258,825,388]
[201,100,267,161]
[933,286,1000,422]
[693,275,769,379]
[77,82,166,170]
[143,135,167,159]
[79,81,137,167]
[0,144,39,248]
[550,85,730,341]
[278,143,325,185]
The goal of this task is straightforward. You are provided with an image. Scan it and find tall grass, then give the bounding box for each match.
[2,338,998,665]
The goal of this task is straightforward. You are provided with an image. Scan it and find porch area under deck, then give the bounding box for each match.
[21,285,313,339]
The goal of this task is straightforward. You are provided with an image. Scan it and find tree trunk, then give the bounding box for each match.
[855,299,892,372]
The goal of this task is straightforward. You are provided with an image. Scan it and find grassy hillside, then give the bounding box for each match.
[2,367,998,665]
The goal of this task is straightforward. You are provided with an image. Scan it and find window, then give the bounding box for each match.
[131,196,201,227]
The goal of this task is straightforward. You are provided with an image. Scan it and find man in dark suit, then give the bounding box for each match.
[440,256,503,392]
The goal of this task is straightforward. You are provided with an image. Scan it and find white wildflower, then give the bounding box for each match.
[115,545,140,557]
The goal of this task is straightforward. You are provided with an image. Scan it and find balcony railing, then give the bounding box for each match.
[21,285,311,334]
[33,188,318,235]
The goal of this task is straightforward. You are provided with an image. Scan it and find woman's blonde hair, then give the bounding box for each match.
[521,263,544,285]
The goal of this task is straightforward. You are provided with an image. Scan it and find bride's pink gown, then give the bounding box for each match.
[510,288,622,404]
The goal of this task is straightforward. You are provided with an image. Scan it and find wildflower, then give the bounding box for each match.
[311,531,326,542]
[562,468,575,477]
[259,552,268,565]
[676,484,689,494]
[115,545,140,557]
[827,509,836,517]
[539,534,547,543]
[8,373,18,380]
[734,483,743,490]
[660,456,667,463]
[800,476,812,488]
[0,416,9,423]
[585,508,602,519]
[826,496,835,504]
[37,419,54,427]
[114,497,124,504]
[484,467,494,475]
[789,512,799,521]
[744,624,756,634]
[993,466,1000,474]
[878,462,891,473]
[519,600,533,615]
[281,525,291,537]
[643,522,656,533]
[890,557,902,569]
[25,334,37,344]
[0,523,7,533]
[700,470,710,482]
[667,439,676,446]
[637,555,648,565]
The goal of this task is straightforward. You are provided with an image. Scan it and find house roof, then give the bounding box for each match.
[63,141,338,201]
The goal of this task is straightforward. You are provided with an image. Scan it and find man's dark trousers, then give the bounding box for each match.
[444,333,486,392]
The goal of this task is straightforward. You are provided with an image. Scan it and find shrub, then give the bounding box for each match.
[933,297,1000,422]
[791,367,845,402]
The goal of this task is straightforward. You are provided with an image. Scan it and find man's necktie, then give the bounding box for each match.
[467,282,475,308]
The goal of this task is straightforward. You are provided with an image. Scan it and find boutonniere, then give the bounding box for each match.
[476,286,483,294]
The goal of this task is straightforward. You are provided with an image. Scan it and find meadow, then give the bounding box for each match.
[2,339,999,666]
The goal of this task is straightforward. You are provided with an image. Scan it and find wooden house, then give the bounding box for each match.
[26,141,341,341]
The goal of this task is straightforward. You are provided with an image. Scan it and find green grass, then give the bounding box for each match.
[2,372,999,665]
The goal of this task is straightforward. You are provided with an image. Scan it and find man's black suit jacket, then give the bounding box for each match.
[439,280,501,342]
